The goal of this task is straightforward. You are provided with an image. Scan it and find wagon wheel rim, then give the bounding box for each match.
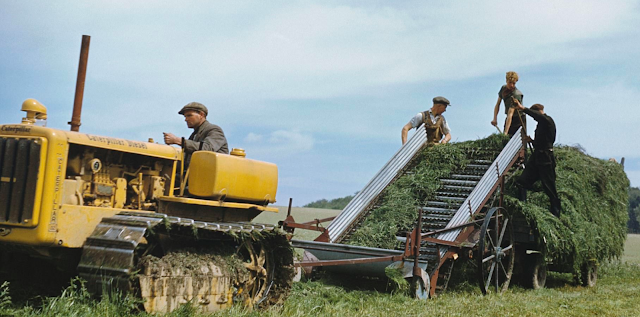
[581,261,598,287]
[477,207,515,295]
[530,255,547,289]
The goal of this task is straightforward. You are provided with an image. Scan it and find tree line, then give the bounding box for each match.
[304,194,355,210]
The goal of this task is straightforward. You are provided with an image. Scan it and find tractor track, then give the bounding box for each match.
[77,211,293,312]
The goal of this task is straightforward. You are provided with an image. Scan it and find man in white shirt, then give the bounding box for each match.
[401,96,452,145]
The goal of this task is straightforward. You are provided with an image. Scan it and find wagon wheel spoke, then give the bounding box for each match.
[499,260,509,277]
[486,229,496,249]
[482,254,496,264]
[477,207,515,295]
[497,218,509,246]
[485,262,496,291]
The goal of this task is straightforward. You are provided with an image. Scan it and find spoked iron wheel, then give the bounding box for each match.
[237,241,274,306]
[477,207,515,295]
[529,255,547,289]
[580,261,598,287]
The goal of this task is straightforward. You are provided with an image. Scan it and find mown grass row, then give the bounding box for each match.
[1,237,638,317]
[0,260,638,317]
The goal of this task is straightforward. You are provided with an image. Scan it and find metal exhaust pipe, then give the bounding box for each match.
[69,35,91,132]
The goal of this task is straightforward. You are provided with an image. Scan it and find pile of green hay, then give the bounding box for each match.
[348,134,629,275]
[505,145,629,274]
[348,134,510,249]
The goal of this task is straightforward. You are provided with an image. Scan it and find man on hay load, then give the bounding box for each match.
[513,99,562,218]
[491,71,526,136]
[401,96,452,146]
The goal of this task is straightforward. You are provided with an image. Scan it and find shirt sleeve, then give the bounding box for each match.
[409,113,424,129]
[183,139,200,154]
[183,125,228,154]
[514,90,523,103]
[441,117,451,135]
[522,107,545,122]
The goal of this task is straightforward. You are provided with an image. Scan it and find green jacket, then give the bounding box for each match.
[499,85,524,115]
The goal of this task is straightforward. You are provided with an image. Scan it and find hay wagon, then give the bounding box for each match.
[283,127,614,297]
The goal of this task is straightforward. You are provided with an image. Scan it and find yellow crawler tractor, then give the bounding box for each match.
[0,99,294,312]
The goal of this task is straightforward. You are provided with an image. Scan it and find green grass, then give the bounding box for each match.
[3,260,638,317]
[255,265,640,317]
[622,233,640,264]
[1,208,638,317]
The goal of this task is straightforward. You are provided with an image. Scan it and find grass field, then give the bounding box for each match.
[254,205,341,241]
[622,233,640,264]
[0,209,638,317]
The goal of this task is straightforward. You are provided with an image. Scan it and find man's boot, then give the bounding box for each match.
[517,187,527,202]
[550,198,562,218]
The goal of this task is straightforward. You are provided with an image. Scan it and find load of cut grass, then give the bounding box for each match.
[504,145,629,274]
[347,134,629,276]
[348,133,510,249]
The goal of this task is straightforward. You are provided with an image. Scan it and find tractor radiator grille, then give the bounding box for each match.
[0,137,42,224]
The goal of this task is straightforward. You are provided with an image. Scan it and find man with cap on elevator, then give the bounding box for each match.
[163,102,229,168]
[401,96,452,146]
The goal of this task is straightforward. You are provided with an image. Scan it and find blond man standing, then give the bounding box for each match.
[491,71,526,136]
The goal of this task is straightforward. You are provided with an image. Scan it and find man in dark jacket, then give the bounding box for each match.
[513,100,561,217]
[163,102,229,167]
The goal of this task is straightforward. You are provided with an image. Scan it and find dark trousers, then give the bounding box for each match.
[506,113,527,136]
[517,149,561,216]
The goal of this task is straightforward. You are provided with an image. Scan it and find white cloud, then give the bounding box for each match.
[268,130,314,150]
[239,129,315,159]
[2,0,640,204]
[244,132,263,143]
[185,1,636,99]
[6,0,632,102]
[4,1,637,125]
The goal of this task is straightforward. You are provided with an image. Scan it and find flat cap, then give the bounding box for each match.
[433,96,451,106]
[178,102,208,116]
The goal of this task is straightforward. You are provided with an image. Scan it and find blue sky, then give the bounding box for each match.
[1,1,639,206]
